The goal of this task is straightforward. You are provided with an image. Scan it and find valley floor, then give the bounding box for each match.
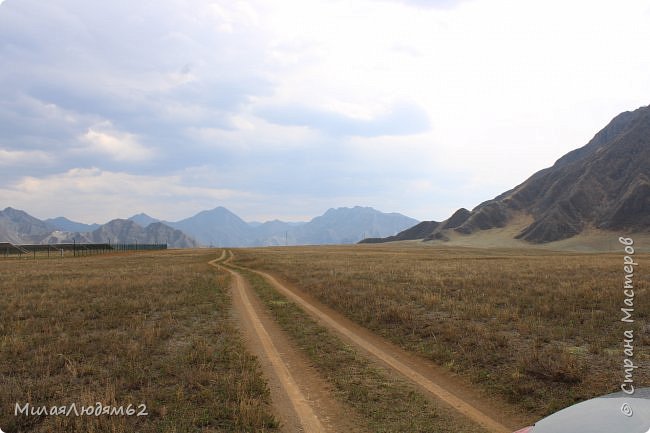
[2,244,646,432]
[232,244,650,421]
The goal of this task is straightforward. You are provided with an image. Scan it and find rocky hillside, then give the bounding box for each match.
[364,104,650,244]
[0,207,53,243]
[0,208,198,248]
[87,220,197,248]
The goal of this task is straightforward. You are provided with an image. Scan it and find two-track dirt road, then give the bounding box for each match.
[211,250,525,433]
[210,252,366,433]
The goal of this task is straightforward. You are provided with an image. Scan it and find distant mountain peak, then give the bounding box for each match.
[3,207,28,216]
[128,213,160,228]
[207,206,232,213]
[0,207,53,243]
[45,216,101,233]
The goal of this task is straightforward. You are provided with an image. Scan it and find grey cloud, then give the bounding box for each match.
[0,0,447,223]
[257,102,431,137]
[0,0,274,175]
[0,93,97,150]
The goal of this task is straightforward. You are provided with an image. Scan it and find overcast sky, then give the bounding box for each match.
[1,0,649,223]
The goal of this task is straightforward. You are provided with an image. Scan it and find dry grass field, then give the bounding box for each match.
[233,267,489,433]
[0,250,278,433]
[232,244,650,417]
[2,244,646,432]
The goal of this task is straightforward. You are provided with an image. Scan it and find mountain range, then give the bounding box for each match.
[0,208,197,248]
[162,205,417,247]
[0,206,418,248]
[363,104,650,245]
[7,104,647,249]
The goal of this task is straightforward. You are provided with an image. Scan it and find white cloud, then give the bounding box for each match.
[0,149,53,166]
[1,168,250,222]
[80,125,153,162]
[256,101,431,137]
[205,1,261,32]
[186,114,321,153]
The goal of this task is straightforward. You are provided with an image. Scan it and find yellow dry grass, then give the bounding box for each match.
[233,244,649,417]
[0,250,278,433]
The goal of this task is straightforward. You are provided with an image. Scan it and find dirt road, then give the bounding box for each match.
[228,255,526,433]
[209,252,366,433]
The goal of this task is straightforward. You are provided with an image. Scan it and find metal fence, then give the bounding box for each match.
[0,242,167,259]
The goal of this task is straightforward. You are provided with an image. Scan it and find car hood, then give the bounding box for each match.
[531,388,650,433]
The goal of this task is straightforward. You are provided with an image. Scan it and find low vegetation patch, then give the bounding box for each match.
[0,250,278,433]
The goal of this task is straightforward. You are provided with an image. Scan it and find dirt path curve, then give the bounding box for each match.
[209,252,366,433]
[230,256,528,433]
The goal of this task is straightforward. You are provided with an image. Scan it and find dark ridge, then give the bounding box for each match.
[458,105,650,243]
[440,208,471,230]
[455,202,510,234]
[362,104,650,245]
[359,220,439,243]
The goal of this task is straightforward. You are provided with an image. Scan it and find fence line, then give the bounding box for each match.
[0,242,167,259]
